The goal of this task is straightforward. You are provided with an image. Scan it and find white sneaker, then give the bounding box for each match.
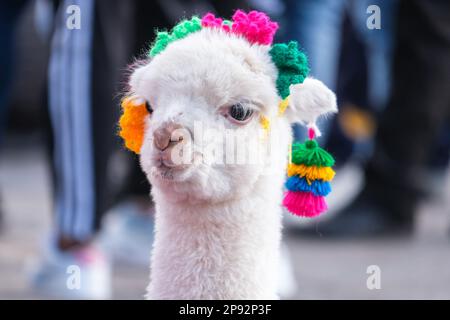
[27,240,111,299]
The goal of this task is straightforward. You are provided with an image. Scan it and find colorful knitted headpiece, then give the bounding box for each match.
[119,10,337,218]
[149,11,309,99]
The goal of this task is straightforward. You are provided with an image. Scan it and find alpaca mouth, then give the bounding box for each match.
[148,150,202,183]
[150,161,191,182]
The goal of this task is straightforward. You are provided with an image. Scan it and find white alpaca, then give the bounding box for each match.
[122,14,336,300]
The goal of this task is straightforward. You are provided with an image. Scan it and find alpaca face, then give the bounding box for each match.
[129,29,290,203]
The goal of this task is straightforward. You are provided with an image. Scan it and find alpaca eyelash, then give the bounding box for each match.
[145,100,154,114]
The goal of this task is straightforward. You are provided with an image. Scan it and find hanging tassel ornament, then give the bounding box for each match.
[282,126,336,217]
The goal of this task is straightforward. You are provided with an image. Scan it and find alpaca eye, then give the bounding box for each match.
[145,100,153,114]
[228,103,254,122]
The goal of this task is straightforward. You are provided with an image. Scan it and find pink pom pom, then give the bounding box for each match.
[222,23,231,32]
[201,10,278,45]
[231,10,278,45]
[282,191,327,217]
[201,13,223,28]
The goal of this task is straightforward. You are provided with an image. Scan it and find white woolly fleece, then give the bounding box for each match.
[127,28,336,299]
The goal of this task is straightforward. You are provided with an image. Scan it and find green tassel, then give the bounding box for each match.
[291,140,335,167]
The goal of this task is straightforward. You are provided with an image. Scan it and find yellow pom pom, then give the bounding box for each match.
[118,96,149,154]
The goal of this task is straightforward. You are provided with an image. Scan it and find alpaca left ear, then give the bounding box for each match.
[284,77,337,136]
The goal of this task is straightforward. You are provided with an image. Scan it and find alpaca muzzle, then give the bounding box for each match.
[153,122,192,168]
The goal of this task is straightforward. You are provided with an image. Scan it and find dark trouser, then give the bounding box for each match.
[365,0,450,220]
[0,0,28,145]
[49,0,152,241]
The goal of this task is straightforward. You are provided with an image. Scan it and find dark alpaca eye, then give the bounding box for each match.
[145,100,153,114]
[228,103,254,122]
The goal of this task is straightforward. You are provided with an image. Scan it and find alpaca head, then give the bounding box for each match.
[119,11,337,205]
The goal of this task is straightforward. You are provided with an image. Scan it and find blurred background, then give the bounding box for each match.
[0,0,449,299]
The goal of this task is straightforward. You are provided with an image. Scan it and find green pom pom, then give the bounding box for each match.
[149,16,202,57]
[269,41,310,99]
[149,32,172,56]
[291,140,335,167]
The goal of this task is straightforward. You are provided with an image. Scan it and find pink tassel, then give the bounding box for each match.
[282,191,327,217]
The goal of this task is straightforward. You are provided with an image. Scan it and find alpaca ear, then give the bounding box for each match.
[284,77,337,135]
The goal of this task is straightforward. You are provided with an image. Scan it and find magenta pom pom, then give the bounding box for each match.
[282,191,327,217]
[231,10,278,45]
[201,13,223,28]
[201,11,278,45]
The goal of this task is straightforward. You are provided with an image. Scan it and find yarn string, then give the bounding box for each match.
[308,127,315,140]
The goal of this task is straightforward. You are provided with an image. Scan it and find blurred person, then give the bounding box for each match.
[0,0,29,229]
[301,0,450,237]
[29,0,137,299]
[282,0,398,145]
[0,0,28,143]
[30,0,251,299]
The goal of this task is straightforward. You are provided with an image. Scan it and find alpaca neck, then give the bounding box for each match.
[146,176,283,299]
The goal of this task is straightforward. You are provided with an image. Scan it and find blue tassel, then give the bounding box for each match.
[285,176,331,196]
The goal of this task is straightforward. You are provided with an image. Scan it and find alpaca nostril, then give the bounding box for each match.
[171,135,183,143]
[153,122,186,151]
[153,128,171,151]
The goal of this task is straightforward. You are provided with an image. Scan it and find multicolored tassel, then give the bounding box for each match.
[282,128,336,217]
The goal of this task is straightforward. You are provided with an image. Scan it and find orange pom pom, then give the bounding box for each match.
[119,96,149,154]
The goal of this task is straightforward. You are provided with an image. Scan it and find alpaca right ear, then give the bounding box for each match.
[284,77,337,136]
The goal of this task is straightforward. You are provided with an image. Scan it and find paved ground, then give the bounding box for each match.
[1,140,449,299]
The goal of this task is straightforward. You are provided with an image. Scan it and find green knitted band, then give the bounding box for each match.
[269,41,310,99]
[149,16,202,57]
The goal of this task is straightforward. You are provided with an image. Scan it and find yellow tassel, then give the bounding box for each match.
[287,163,335,182]
[260,96,289,132]
[278,96,290,116]
[260,115,270,131]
